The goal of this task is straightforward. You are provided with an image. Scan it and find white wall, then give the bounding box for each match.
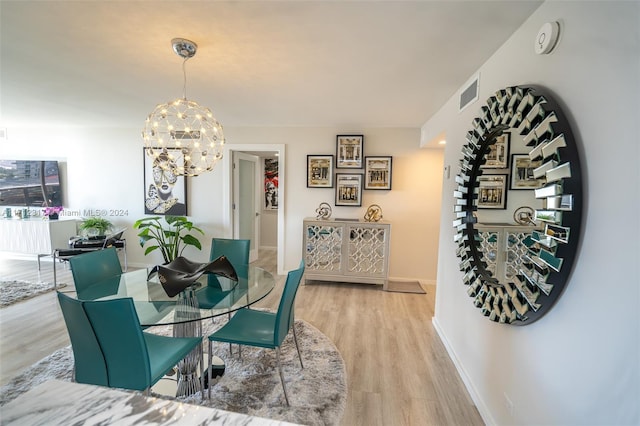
[0,126,443,283]
[424,2,639,425]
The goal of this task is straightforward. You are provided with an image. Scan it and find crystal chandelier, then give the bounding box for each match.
[142,38,225,177]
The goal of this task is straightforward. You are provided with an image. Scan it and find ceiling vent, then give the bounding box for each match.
[459,74,480,113]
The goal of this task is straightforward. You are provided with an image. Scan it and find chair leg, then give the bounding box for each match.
[207,340,212,400]
[52,251,58,289]
[275,347,290,406]
[199,339,205,401]
[292,323,304,369]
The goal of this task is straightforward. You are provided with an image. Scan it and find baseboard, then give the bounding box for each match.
[431,316,496,426]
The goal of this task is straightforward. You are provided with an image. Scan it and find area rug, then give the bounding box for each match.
[0,319,346,426]
[0,280,66,308]
[386,280,426,294]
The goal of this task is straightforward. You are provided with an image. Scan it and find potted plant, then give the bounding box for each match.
[79,216,113,237]
[43,206,63,220]
[133,216,204,264]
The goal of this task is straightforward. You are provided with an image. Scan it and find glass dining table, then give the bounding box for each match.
[77,264,276,396]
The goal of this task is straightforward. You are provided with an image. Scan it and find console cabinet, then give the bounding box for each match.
[475,223,538,284]
[0,218,77,266]
[303,218,390,288]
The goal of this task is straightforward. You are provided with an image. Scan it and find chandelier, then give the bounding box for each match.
[142,38,225,177]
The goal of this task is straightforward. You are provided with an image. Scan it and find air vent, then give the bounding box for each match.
[459,74,480,112]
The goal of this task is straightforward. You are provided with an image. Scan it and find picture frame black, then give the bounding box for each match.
[510,153,544,190]
[307,155,334,188]
[481,132,510,169]
[335,173,363,206]
[143,148,188,216]
[364,156,392,190]
[477,174,508,209]
[336,135,364,169]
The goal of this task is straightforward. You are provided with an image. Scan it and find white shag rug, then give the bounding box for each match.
[0,280,67,307]
[0,318,347,426]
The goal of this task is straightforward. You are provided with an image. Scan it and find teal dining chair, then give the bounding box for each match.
[196,238,250,309]
[57,292,109,387]
[68,247,122,298]
[83,296,204,395]
[206,261,305,405]
[208,238,250,287]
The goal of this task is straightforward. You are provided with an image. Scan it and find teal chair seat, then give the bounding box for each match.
[207,261,305,405]
[206,309,280,348]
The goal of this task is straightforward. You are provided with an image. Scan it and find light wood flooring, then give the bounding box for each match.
[0,251,483,426]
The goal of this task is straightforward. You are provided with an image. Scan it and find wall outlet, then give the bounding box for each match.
[504,393,515,417]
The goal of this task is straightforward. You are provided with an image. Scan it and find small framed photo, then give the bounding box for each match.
[482,133,510,169]
[143,148,188,216]
[510,154,544,190]
[307,155,334,188]
[477,175,508,209]
[335,173,363,206]
[336,135,364,168]
[364,156,392,190]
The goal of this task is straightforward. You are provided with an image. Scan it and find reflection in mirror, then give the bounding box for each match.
[453,86,582,325]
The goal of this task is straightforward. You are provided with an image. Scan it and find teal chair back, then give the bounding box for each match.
[83,297,153,391]
[274,261,305,345]
[57,292,109,386]
[69,247,122,296]
[208,238,250,287]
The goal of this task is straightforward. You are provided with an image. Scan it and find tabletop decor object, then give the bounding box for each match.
[363,204,383,222]
[43,206,63,220]
[148,255,238,298]
[315,202,332,220]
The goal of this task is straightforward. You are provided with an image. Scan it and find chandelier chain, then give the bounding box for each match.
[182,58,189,100]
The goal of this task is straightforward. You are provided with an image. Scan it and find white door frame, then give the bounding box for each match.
[222,144,285,275]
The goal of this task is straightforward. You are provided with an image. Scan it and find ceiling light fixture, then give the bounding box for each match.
[142,38,225,177]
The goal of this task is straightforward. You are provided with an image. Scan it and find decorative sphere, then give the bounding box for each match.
[142,98,225,177]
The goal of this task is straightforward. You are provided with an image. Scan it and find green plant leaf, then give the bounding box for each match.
[182,234,202,250]
[144,245,159,255]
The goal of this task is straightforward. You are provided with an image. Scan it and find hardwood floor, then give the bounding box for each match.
[0,252,483,425]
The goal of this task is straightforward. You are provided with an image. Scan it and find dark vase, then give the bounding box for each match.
[49,213,59,220]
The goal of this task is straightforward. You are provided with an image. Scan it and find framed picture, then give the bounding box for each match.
[335,173,363,206]
[264,158,278,210]
[477,174,508,209]
[482,133,510,169]
[510,154,544,190]
[143,148,188,215]
[364,156,392,190]
[307,155,334,188]
[336,135,364,168]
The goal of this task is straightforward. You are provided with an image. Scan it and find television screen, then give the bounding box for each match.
[0,160,64,207]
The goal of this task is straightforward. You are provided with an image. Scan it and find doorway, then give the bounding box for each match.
[222,144,286,275]
[233,152,260,262]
